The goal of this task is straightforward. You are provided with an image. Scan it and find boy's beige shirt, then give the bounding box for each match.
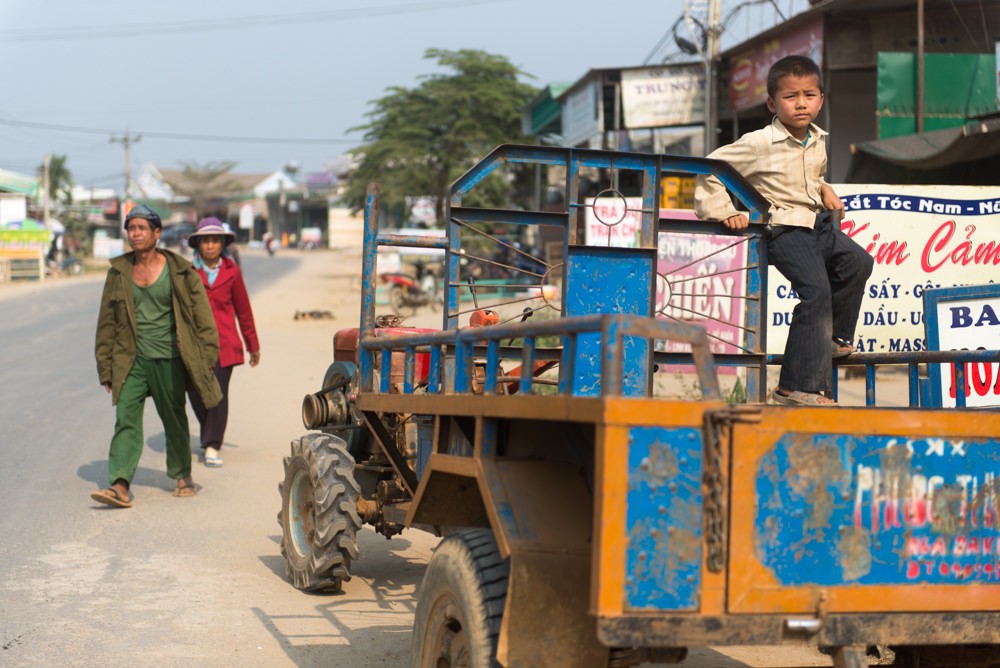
[694,116,829,228]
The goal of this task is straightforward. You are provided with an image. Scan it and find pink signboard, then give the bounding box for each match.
[728,16,824,112]
[584,198,748,369]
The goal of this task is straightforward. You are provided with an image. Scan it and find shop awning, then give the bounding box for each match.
[522,82,571,136]
[846,116,1000,184]
[852,117,1000,169]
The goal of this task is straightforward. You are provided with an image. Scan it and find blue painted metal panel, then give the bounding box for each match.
[625,426,704,611]
[565,246,655,396]
[755,433,1000,585]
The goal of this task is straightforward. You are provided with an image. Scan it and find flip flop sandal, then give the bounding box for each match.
[172,481,197,498]
[771,389,837,406]
[205,455,223,468]
[91,487,132,508]
[832,338,855,358]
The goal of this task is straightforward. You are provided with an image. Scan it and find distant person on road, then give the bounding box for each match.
[92,204,221,508]
[222,222,242,267]
[186,217,260,468]
[694,54,873,406]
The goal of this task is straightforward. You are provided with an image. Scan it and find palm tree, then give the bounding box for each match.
[162,160,243,219]
[38,154,73,204]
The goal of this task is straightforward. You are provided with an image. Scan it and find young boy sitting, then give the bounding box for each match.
[694,54,873,406]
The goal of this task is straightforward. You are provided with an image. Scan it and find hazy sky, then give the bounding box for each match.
[0,0,806,192]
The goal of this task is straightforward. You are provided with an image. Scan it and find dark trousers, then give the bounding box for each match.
[767,213,874,393]
[188,364,233,450]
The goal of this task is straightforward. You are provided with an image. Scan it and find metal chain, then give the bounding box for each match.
[703,405,762,574]
[703,410,727,573]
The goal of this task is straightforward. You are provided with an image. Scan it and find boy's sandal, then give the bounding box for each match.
[771,389,837,406]
[91,487,132,508]
[832,337,855,358]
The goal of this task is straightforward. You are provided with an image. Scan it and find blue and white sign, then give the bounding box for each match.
[924,283,1000,408]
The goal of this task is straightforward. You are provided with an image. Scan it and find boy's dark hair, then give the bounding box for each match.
[766,55,824,98]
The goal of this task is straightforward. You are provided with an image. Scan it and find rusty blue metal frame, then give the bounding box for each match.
[358,313,721,401]
[362,144,1000,405]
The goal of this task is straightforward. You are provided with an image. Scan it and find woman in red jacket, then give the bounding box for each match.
[186,217,260,467]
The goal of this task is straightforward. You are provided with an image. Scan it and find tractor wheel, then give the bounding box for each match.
[277,433,362,592]
[411,529,509,668]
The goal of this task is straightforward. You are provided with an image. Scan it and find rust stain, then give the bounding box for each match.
[970,475,1000,525]
[630,438,679,491]
[785,435,847,530]
[837,525,873,581]
[878,439,913,510]
[628,500,701,595]
[931,483,964,535]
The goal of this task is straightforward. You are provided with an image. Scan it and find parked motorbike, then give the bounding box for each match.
[46,251,83,277]
[263,233,278,257]
[380,260,441,316]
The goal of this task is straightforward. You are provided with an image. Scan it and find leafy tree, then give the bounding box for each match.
[38,154,73,204]
[345,48,538,225]
[162,160,242,219]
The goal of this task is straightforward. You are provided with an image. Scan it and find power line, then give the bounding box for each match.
[0,0,508,42]
[0,118,355,145]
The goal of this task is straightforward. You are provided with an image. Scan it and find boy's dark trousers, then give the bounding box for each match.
[766,211,874,394]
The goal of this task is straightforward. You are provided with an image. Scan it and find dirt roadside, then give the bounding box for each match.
[239,247,833,668]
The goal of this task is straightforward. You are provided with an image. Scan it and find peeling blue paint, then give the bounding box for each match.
[565,246,655,396]
[625,426,703,610]
[755,434,1000,586]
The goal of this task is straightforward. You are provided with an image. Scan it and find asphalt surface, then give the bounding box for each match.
[0,246,899,667]
[0,248,439,667]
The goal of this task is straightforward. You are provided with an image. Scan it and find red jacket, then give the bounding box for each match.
[196,257,259,368]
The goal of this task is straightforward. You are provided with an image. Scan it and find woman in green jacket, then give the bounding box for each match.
[92,205,221,508]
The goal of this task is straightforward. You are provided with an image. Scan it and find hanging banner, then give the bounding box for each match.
[766,185,1000,356]
[621,64,706,128]
[728,16,824,112]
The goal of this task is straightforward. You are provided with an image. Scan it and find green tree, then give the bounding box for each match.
[163,160,242,219]
[345,48,538,225]
[38,154,73,204]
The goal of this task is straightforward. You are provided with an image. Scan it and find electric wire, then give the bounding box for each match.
[0,118,353,144]
[0,0,508,42]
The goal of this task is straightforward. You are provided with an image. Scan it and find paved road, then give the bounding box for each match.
[0,247,847,667]
[0,248,439,667]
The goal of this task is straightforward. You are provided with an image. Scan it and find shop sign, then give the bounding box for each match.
[621,65,705,128]
[766,185,1000,361]
[561,78,603,147]
[923,284,1000,408]
[585,197,748,361]
[728,16,824,112]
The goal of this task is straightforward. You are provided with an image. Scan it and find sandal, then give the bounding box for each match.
[832,337,855,358]
[771,389,837,406]
[91,487,132,508]
[172,479,197,498]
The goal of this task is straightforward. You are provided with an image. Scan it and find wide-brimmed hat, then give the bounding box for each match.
[188,217,235,248]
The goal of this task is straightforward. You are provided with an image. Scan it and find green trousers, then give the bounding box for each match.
[108,356,191,485]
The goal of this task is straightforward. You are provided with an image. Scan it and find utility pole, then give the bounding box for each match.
[703,0,722,154]
[110,130,141,222]
[42,153,50,227]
